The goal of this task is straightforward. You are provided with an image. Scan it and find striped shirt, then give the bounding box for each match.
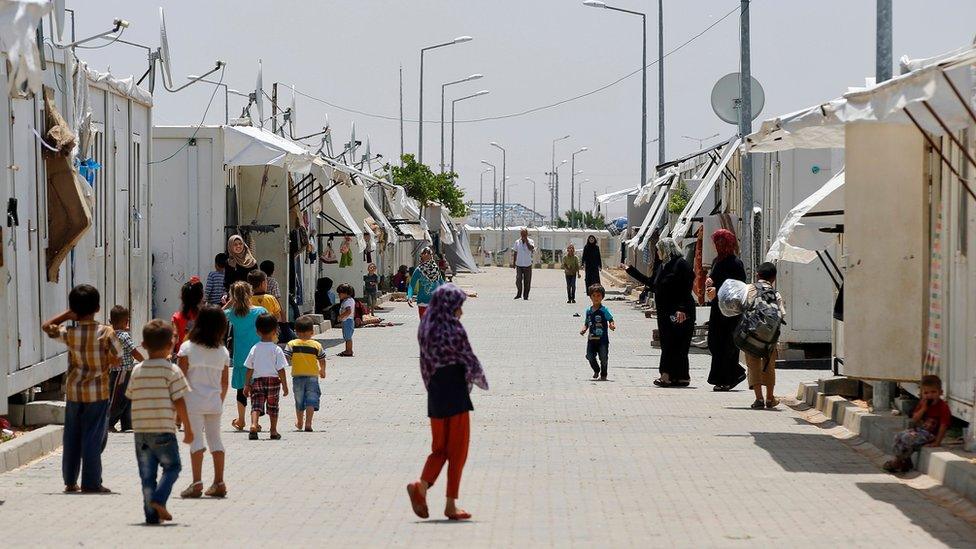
[205,270,226,305]
[52,321,122,402]
[284,339,326,377]
[266,276,281,300]
[125,359,190,433]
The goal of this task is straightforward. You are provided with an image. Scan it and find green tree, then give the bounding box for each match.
[667,179,690,214]
[389,154,469,217]
[556,209,606,229]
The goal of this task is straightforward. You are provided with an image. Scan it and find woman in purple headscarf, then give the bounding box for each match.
[406,283,488,522]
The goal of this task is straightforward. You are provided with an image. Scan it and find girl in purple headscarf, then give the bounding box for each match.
[406,283,487,522]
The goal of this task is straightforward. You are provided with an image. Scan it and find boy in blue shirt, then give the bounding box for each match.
[580,284,615,380]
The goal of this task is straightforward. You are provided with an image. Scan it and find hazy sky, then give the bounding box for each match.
[71,1,976,219]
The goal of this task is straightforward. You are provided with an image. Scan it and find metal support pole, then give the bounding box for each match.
[399,65,404,165]
[418,50,425,164]
[657,0,664,168]
[271,82,278,134]
[501,149,507,236]
[876,0,893,83]
[451,101,457,173]
[571,154,576,214]
[640,11,647,187]
[738,0,753,280]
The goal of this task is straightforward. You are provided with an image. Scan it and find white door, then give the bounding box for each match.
[89,89,111,321]
[10,98,41,369]
[947,136,975,409]
[112,95,130,313]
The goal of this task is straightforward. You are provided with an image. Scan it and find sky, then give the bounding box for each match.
[69,0,976,220]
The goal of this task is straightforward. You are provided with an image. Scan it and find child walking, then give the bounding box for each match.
[741,262,787,409]
[177,305,231,498]
[172,277,204,356]
[406,284,489,522]
[204,253,228,305]
[224,281,268,432]
[336,283,356,357]
[125,320,193,524]
[41,284,122,493]
[884,375,952,473]
[562,244,581,303]
[363,263,380,313]
[580,284,615,380]
[107,306,145,433]
[285,316,327,431]
[243,313,289,440]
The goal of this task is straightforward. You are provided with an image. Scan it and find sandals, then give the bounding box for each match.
[205,482,227,498]
[180,481,203,499]
[270,432,282,440]
[64,484,80,493]
[336,351,354,357]
[750,399,766,409]
[304,426,313,432]
[231,419,245,431]
[248,430,259,440]
[765,398,780,409]
[406,482,429,519]
[653,378,673,387]
[713,385,731,392]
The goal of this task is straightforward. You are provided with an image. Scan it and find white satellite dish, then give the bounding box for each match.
[53,0,66,41]
[363,136,371,164]
[710,72,764,125]
[158,7,174,89]
[289,85,297,131]
[254,60,264,129]
[349,121,357,158]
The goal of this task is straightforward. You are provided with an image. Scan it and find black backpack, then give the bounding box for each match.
[733,281,783,359]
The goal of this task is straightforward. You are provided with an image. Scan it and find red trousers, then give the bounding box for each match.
[420,412,470,499]
[418,305,428,319]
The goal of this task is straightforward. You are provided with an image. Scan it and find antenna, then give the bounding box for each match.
[158,7,174,89]
[254,60,264,128]
[289,85,297,131]
[153,7,223,94]
[710,72,764,125]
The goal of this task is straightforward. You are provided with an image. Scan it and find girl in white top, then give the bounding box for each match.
[176,305,231,499]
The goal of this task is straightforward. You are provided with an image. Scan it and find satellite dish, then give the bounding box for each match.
[349,121,357,158]
[254,60,264,129]
[710,72,765,125]
[158,8,174,89]
[289,85,297,131]
[54,0,66,41]
[363,136,371,164]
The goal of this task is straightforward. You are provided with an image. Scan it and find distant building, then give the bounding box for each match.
[466,202,546,228]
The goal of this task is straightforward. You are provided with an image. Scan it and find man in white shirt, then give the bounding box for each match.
[511,228,536,300]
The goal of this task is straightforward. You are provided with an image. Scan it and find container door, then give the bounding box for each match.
[947,134,975,410]
[128,125,149,332]
[112,95,130,312]
[1,73,16,376]
[10,98,41,369]
[89,88,110,321]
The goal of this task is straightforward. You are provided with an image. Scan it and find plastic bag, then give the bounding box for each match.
[718,279,748,317]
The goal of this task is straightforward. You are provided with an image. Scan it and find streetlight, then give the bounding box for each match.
[551,134,571,217]
[479,168,492,227]
[554,159,568,222]
[188,74,247,124]
[480,160,496,228]
[440,74,483,172]
[450,90,489,174]
[584,0,663,187]
[681,132,720,150]
[571,146,588,213]
[489,142,507,240]
[419,36,473,165]
[525,177,538,225]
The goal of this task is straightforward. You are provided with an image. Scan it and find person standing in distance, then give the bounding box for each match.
[511,228,535,300]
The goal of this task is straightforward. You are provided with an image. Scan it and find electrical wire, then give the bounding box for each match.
[292,5,740,125]
[149,65,225,165]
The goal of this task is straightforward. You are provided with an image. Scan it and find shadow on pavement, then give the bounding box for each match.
[749,432,878,474]
[856,482,976,547]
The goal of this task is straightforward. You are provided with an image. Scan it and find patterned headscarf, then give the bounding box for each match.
[227,235,257,269]
[711,229,738,259]
[418,283,488,392]
[417,246,441,283]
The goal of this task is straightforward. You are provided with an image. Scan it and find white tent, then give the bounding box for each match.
[224,125,314,175]
[766,170,844,264]
[671,138,740,240]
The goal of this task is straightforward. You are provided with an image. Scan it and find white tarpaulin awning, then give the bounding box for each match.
[596,185,640,206]
[745,45,976,152]
[767,170,844,264]
[224,125,314,174]
[0,0,51,96]
[626,172,676,250]
[363,190,396,244]
[385,185,431,241]
[324,185,365,250]
[671,138,740,239]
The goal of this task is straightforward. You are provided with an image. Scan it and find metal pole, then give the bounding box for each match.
[271,82,278,134]
[876,0,892,82]
[571,154,576,214]
[450,101,456,174]
[440,83,446,172]
[492,169,497,229]
[738,0,753,280]
[501,149,507,236]
[418,50,424,164]
[640,11,647,186]
[224,85,229,124]
[479,170,485,227]
[657,0,664,168]
[399,65,404,165]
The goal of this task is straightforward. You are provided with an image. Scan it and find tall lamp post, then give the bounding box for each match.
[489,142,507,239]
[554,159,567,223]
[524,177,537,225]
[584,0,663,187]
[440,74,483,172]
[551,134,571,216]
[450,89,489,173]
[571,146,588,214]
[479,168,493,227]
[480,160,496,227]
[419,36,472,165]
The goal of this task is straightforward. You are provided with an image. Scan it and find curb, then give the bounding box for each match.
[0,424,63,474]
[795,381,976,504]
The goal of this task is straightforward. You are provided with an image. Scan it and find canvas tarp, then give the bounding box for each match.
[0,0,51,96]
[671,138,740,240]
[766,170,844,264]
[322,185,365,251]
[627,172,676,250]
[224,125,314,175]
[385,185,431,241]
[444,223,480,273]
[363,190,396,246]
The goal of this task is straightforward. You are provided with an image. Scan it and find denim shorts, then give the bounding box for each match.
[342,318,355,341]
[292,375,322,411]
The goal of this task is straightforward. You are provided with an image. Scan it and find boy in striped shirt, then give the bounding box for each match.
[126,319,193,524]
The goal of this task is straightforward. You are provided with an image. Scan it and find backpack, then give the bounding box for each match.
[733,281,783,359]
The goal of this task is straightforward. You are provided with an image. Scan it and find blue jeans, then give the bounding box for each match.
[342,318,355,341]
[293,376,322,411]
[134,432,182,524]
[586,341,609,378]
[63,399,109,489]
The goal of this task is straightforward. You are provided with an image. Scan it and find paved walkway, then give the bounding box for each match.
[2,267,974,547]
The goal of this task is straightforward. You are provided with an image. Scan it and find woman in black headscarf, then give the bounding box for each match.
[624,237,695,387]
[580,235,602,291]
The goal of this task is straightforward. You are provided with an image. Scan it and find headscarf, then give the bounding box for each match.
[656,237,681,260]
[227,235,257,269]
[581,235,600,266]
[711,229,738,260]
[417,246,441,283]
[418,284,488,392]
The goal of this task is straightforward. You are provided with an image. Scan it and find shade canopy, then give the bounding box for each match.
[766,170,844,264]
[224,125,314,174]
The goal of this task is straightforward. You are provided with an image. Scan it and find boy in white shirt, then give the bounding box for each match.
[243,313,289,440]
[336,283,356,357]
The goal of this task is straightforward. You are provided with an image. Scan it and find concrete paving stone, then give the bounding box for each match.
[0,267,973,547]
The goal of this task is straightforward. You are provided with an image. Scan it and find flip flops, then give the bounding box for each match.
[406,482,429,519]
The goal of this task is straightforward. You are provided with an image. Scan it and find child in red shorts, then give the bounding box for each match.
[243,314,289,440]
